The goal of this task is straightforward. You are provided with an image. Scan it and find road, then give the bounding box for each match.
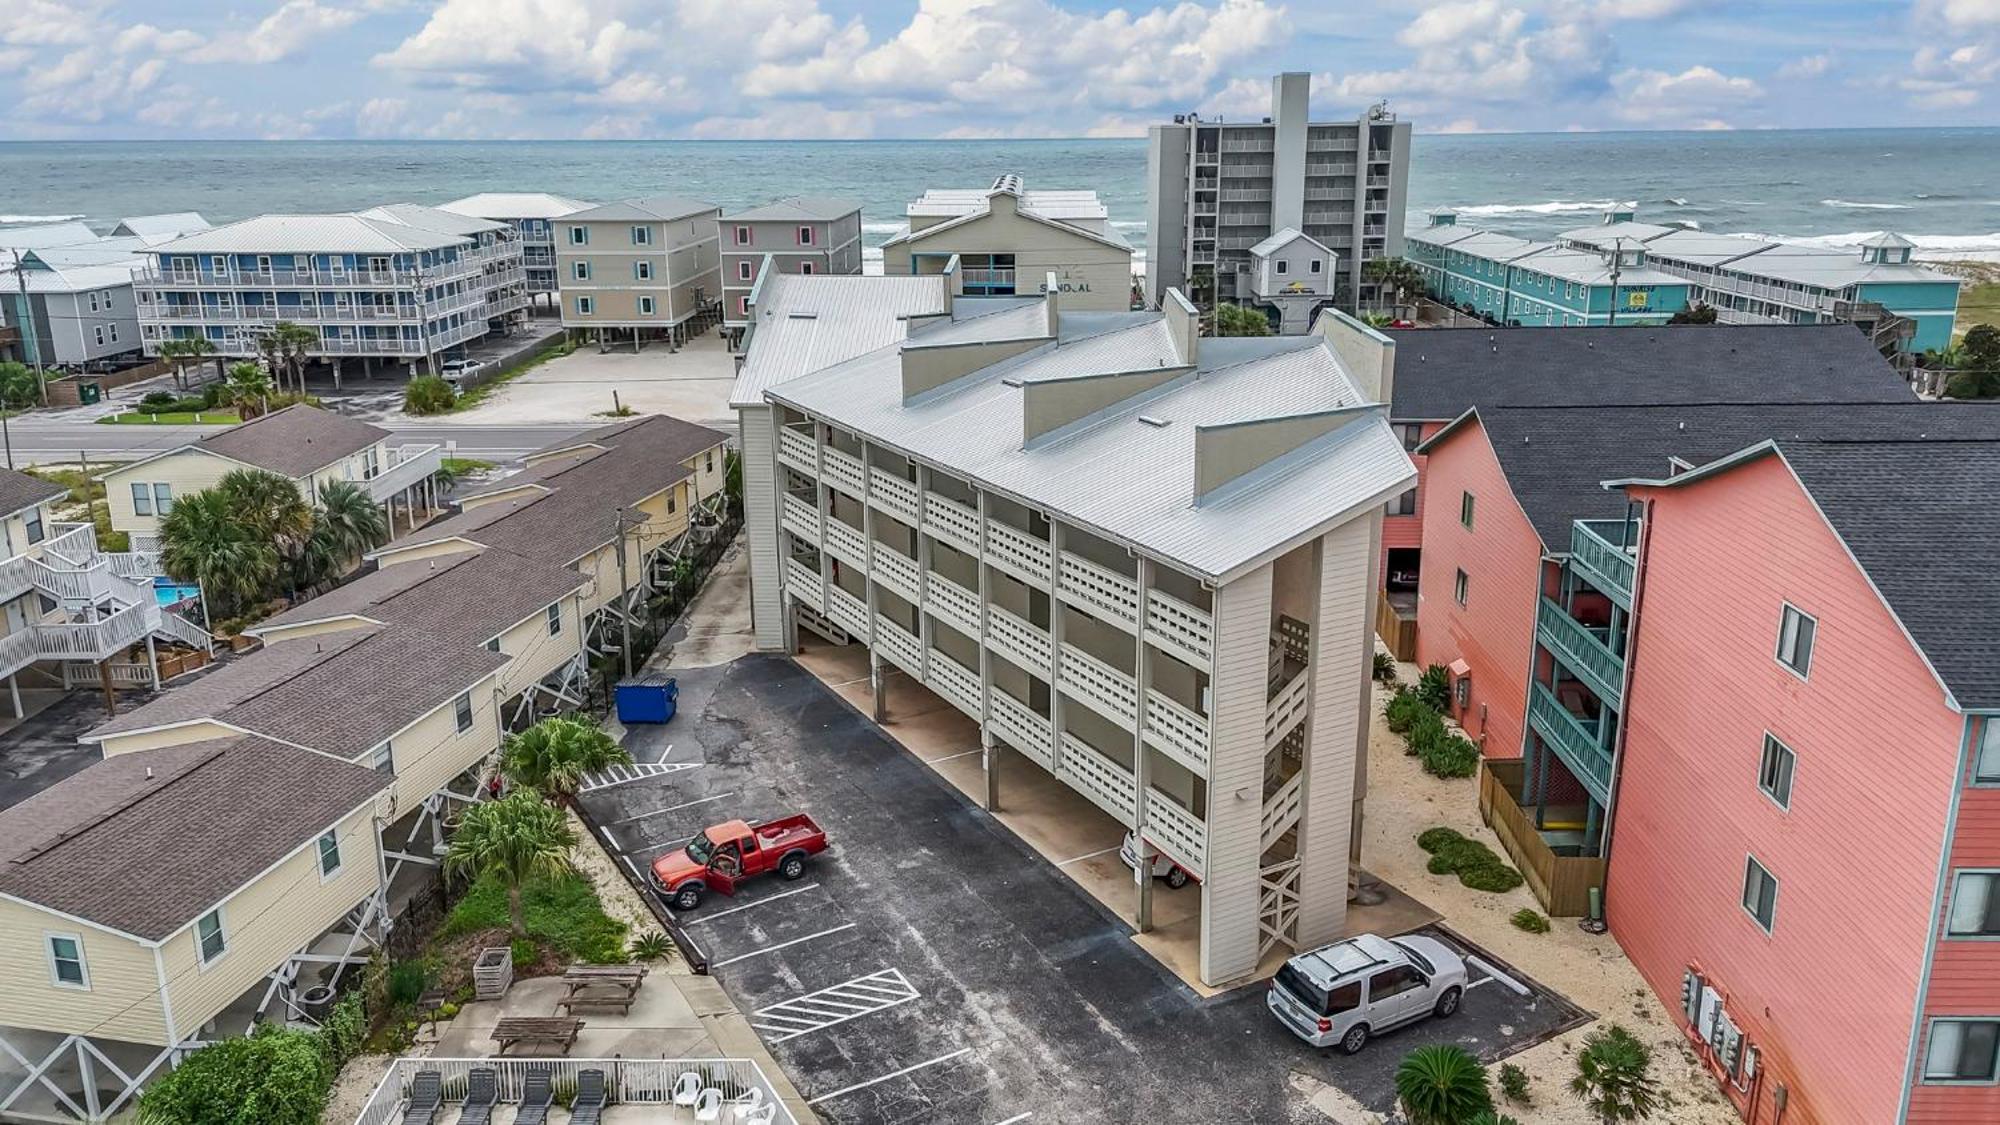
[0,418,599,466]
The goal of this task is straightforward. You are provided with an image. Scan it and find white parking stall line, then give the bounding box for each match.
[710,923,858,969]
[805,1047,972,1106]
[609,791,738,825]
[923,748,982,764]
[682,882,822,924]
[657,742,675,764]
[619,855,643,881]
[599,826,622,851]
[1055,846,1120,867]
[990,1114,1033,1125]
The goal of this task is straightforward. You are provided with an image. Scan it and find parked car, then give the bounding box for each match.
[438,358,485,392]
[1267,933,1467,1053]
[650,814,827,911]
[1118,830,1192,888]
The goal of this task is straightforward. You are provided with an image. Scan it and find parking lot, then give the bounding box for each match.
[577,654,1588,1123]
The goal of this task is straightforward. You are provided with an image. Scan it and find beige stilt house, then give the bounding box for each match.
[734,264,1413,985]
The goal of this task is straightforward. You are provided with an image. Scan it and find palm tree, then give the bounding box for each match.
[224,361,273,417]
[1213,303,1273,337]
[443,791,576,936]
[1570,1025,1664,1124]
[1364,256,1425,310]
[1396,1044,1494,1125]
[499,716,633,806]
[215,469,313,592]
[271,321,318,394]
[0,361,38,410]
[157,490,279,619]
[314,479,389,560]
[157,336,216,390]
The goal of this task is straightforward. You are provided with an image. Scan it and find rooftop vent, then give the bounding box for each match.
[1138,415,1170,428]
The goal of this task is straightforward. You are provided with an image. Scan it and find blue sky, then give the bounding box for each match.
[0,1,1995,140]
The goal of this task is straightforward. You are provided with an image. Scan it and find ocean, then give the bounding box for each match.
[3,127,1997,263]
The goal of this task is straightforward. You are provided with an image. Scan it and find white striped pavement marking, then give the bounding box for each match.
[749,969,921,1043]
[579,761,699,793]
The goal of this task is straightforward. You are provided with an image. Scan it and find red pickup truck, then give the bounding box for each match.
[651,814,827,911]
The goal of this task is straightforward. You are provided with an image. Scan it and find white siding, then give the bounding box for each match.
[1200,563,1274,984]
[740,406,786,650]
[1293,513,1378,945]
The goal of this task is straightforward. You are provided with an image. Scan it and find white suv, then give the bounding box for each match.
[1267,933,1468,1054]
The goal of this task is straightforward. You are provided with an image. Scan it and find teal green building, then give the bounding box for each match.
[1407,211,1691,327]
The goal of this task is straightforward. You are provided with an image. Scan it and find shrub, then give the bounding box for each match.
[1372,651,1397,681]
[1419,732,1481,779]
[1499,1062,1533,1105]
[141,390,179,409]
[318,991,368,1072]
[386,961,428,1007]
[203,380,229,407]
[1386,691,1432,734]
[404,374,457,415]
[1414,664,1452,711]
[1405,710,1448,757]
[1417,826,1467,853]
[1461,863,1526,893]
[1571,1024,1664,1123]
[511,937,539,967]
[1395,1044,1493,1125]
[138,1026,331,1125]
[1417,826,1526,894]
[630,931,673,961]
[1511,909,1551,934]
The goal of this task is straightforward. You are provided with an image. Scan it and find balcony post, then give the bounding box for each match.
[976,491,998,814]
[1047,521,1068,777]
[1134,556,1154,933]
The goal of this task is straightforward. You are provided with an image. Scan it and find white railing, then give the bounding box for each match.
[985,521,1051,586]
[821,445,866,499]
[1058,734,1137,826]
[871,544,921,602]
[1145,589,1213,667]
[352,1058,796,1125]
[823,518,868,569]
[1265,665,1310,751]
[784,556,824,612]
[110,551,161,579]
[155,610,211,651]
[41,522,96,564]
[1058,643,1137,727]
[1143,688,1210,776]
[925,647,981,719]
[1058,552,1140,632]
[61,661,153,686]
[33,601,154,660]
[985,605,1050,675]
[1261,772,1303,851]
[868,472,920,524]
[990,689,1054,767]
[921,493,980,554]
[1145,789,1207,878]
[925,572,981,639]
[825,583,869,638]
[874,615,923,677]
[777,427,817,476]
[0,554,35,603]
[363,444,442,502]
[781,493,820,544]
[0,629,36,676]
[961,267,1017,286]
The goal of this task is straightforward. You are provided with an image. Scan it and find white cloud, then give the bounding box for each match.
[231,1,364,65]
[373,0,661,90]
[1611,64,1762,125]
[1777,53,1832,80]
[1333,1,1609,109]
[1924,0,2000,27]
[0,1,97,47]
[1907,4,2000,108]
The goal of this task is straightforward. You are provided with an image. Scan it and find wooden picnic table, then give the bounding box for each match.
[556,965,648,1015]
[491,1016,583,1057]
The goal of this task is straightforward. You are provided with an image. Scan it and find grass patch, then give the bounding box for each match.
[96,410,240,425]
[446,337,575,413]
[1960,281,1999,339]
[441,869,628,965]
[1417,826,1526,894]
[440,456,495,476]
[1510,908,1551,934]
[23,467,128,550]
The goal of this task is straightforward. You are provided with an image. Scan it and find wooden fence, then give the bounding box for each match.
[1477,757,1606,917]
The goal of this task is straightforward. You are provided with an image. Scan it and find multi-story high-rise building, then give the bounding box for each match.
[1146,73,1411,313]
[439,192,596,310]
[719,197,863,345]
[555,196,722,350]
[732,266,1415,986]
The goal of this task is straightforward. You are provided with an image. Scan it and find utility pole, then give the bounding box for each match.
[1606,237,1625,328]
[612,506,646,679]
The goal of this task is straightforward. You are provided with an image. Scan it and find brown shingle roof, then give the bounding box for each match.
[196,404,389,478]
[250,546,586,649]
[0,736,388,940]
[0,468,65,520]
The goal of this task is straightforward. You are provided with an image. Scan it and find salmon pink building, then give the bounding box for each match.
[1607,434,2000,1125]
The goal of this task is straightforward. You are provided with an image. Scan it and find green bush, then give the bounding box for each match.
[1461,863,1526,893]
[1419,733,1481,779]
[444,870,629,964]
[1373,651,1397,681]
[630,931,673,961]
[1416,826,1525,894]
[1498,1062,1532,1106]
[386,961,428,1007]
[1406,710,1447,757]
[1414,664,1452,711]
[404,374,457,415]
[203,381,229,407]
[1417,826,1467,853]
[137,1026,330,1125]
[141,390,179,409]
[1386,691,1432,734]
[318,991,368,1072]
[511,937,539,967]
[1510,909,1550,935]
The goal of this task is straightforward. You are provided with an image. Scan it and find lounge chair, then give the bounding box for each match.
[514,1071,554,1125]
[457,1067,498,1125]
[570,1068,608,1125]
[399,1071,441,1125]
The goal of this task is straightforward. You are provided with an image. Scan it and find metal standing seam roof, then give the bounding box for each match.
[0,263,142,294]
[729,273,952,409]
[0,735,389,941]
[564,197,721,224]
[1247,228,1331,259]
[0,222,99,250]
[722,197,863,223]
[190,404,390,479]
[438,193,596,221]
[249,545,587,648]
[20,238,148,268]
[148,214,478,254]
[884,202,1133,251]
[110,213,211,240]
[906,186,1109,222]
[357,203,509,238]
[767,310,1413,582]
[1507,246,1684,288]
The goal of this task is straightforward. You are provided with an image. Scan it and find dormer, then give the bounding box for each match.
[1860,232,1914,265]
[1602,205,1637,225]
[1426,208,1458,228]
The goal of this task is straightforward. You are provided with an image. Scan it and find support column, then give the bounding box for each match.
[869,650,886,723]
[145,635,159,690]
[1199,563,1274,985]
[1134,557,1154,934]
[8,672,20,718]
[975,491,997,811]
[981,730,999,812]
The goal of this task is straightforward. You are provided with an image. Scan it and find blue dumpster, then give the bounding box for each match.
[615,673,678,724]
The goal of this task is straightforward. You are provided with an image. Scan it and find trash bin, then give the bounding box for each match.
[77,382,102,405]
[615,673,678,724]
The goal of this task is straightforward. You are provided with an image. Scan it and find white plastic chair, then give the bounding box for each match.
[693,1088,724,1122]
[737,1104,776,1125]
[671,1072,702,1107]
[731,1088,766,1121]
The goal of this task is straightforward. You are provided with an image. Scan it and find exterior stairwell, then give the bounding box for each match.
[0,523,212,681]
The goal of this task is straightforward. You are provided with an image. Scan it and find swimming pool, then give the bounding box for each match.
[152,579,201,608]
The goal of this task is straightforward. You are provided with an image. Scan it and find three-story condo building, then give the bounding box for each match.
[1407,210,1693,327]
[556,196,722,350]
[439,192,595,309]
[880,175,1134,310]
[733,266,1415,985]
[1146,72,1412,312]
[720,197,863,344]
[135,209,524,377]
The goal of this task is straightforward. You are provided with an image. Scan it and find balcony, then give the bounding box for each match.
[871,543,921,602]
[961,267,1016,287]
[1058,643,1137,727]
[1142,688,1209,775]
[1057,552,1139,633]
[777,427,817,477]
[821,445,866,499]
[1534,598,1624,709]
[990,689,1054,768]
[920,493,980,555]
[985,520,1051,586]
[925,646,982,719]
[1058,734,1136,826]
[986,605,1051,676]
[1570,519,1638,608]
[783,556,823,612]
[825,583,869,638]
[1526,683,1613,804]
[1145,789,1206,878]
[1479,758,1606,917]
[362,444,442,503]
[868,471,919,524]
[873,614,922,677]
[924,572,981,639]
[823,518,867,570]
[1144,589,1212,667]
[780,492,819,544]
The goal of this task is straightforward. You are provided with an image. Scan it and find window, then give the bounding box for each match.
[1276,259,1289,275]
[367,740,393,773]
[24,507,43,544]
[1311,259,1323,274]
[94,326,105,347]
[1385,488,1416,517]
[108,323,117,342]
[196,909,227,965]
[1367,966,1424,1002]
[738,295,750,317]
[1459,491,1475,529]
[1741,855,1778,932]
[631,225,652,246]
[737,260,754,282]
[1949,872,2000,937]
[638,295,656,316]
[153,483,172,515]
[546,602,562,636]
[575,296,594,316]
[1977,720,2000,784]
[735,226,752,246]
[635,260,653,281]
[1399,423,1424,451]
[800,261,815,275]
[486,637,502,653]
[705,451,715,473]
[569,226,588,246]
[1775,603,1816,678]
[571,261,591,281]
[1924,1020,1999,1083]
[1453,568,1469,606]
[1757,735,1796,809]
[453,691,474,733]
[798,226,815,246]
[317,830,342,878]
[88,291,99,312]
[47,935,87,989]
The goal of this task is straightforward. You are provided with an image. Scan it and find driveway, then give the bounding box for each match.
[0,689,147,810]
[577,655,1586,1124]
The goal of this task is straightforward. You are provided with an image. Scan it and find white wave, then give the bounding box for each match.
[1738,229,2000,255]
[1109,220,1147,229]
[1820,198,1911,210]
[1719,199,1766,207]
[861,222,906,234]
[1454,199,1634,217]
[0,214,85,224]
[1664,198,1689,206]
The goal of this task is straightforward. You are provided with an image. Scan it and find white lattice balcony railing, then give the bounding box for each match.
[1058,552,1140,633]
[823,518,868,569]
[1059,735,1137,826]
[873,615,923,677]
[1145,789,1207,878]
[868,472,919,524]
[1145,589,1213,667]
[922,493,980,554]
[785,556,824,611]
[1265,665,1310,752]
[1261,772,1303,851]
[1058,643,1138,727]
[986,605,1050,675]
[990,689,1054,768]
[985,520,1052,586]
[871,544,921,602]
[925,647,981,719]
[1143,688,1210,776]
[781,492,820,544]
[821,445,866,499]
[925,573,981,639]
[826,583,869,638]
[777,427,817,475]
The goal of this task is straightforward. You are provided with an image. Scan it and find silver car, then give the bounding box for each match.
[1267,933,1468,1053]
